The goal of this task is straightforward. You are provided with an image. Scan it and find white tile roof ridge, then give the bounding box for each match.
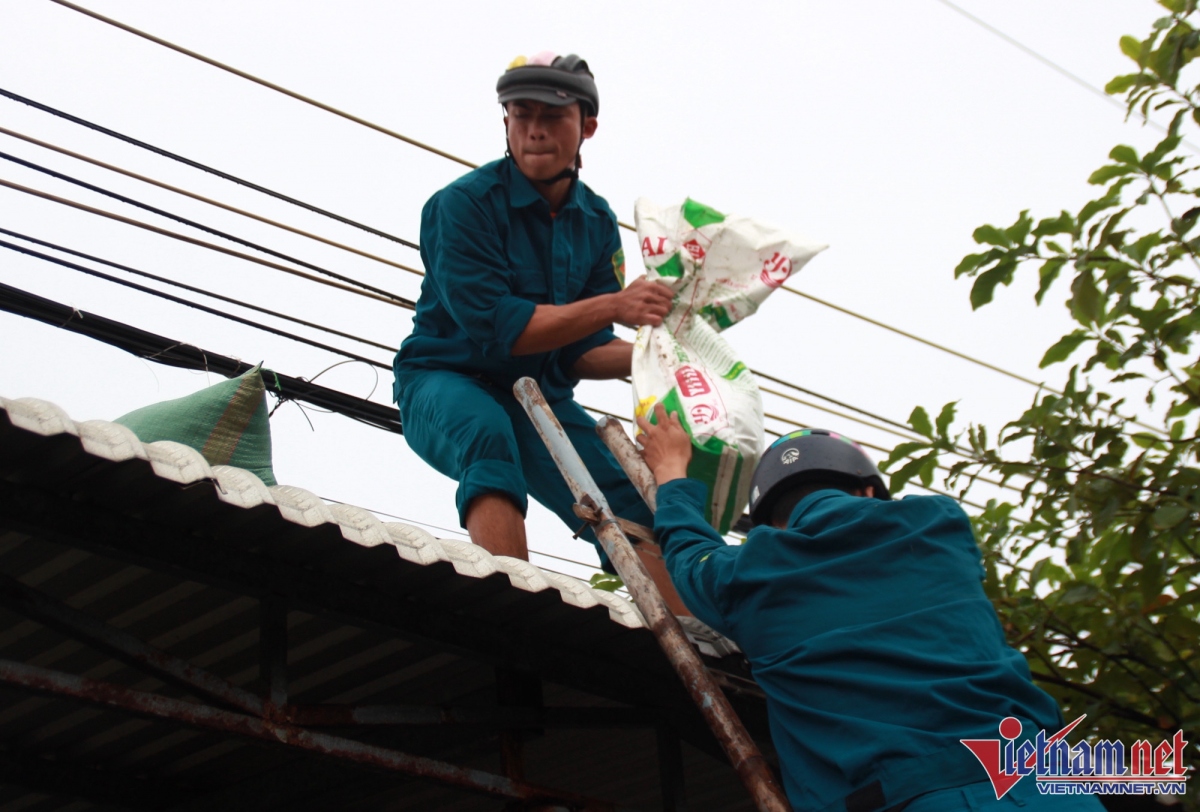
[1,396,80,438]
[589,588,647,629]
[436,538,501,579]
[491,555,554,593]
[268,484,339,527]
[537,571,601,610]
[77,420,149,463]
[385,522,447,566]
[326,502,392,548]
[211,465,276,509]
[0,396,647,632]
[142,440,215,485]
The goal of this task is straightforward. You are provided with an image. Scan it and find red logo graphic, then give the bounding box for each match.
[961,715,1086,800]
[760,252,792,287]
[689,403,719,426]
[674,366,711,398]
[682,238,706,261]
[641,236,669,257]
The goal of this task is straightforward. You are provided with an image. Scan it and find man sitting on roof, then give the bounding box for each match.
[636,405,1105,812]
[394,53,679,596]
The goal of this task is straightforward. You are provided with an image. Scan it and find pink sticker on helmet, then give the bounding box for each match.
[529,51,557,66]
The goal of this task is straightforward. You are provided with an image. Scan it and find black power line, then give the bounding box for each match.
[0,280,402,434]
[0,149,408,303]
[0,228,394,353]
[0,239,390,370]
[0,87,420,251]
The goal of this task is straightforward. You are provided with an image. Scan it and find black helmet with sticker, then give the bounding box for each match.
[497,52,599,116]
[748,429,890,526]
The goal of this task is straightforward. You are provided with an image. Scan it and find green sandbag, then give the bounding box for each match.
[115,366,277,486]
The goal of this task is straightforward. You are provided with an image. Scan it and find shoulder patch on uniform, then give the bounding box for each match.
[612,247,626,287]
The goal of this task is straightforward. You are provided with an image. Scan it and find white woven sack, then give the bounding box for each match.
[632,198,826,532]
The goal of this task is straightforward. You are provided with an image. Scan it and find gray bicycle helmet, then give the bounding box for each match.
[748,429,890,526]
[497,52,599,116]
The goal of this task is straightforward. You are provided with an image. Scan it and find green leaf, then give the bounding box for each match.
[1033,212,1075,237]
[954,252,985,278]
[1110,145,1140,165]
[935,402,958,437]
[1141,134,1182,172]
[970,261,1016,310]
[1152,503,1189,528]
[1058,583,1100,605]
[1077,193,1121,232]
[883,440,929,470]
[888,452,934,495]
[1105,73,1147,94]
[1121,34,1144,62]
[918,455,937,488]
[973,224,1011,247]
[1110,372,1144,383]
[1088,164,1138,185]
[1107,74,1136,96]
[1158,0,1185,13]
[589,572,624,592]
[1040,331,1089,367]
[1036,257,1066,305]
[909,406,934,439]
[1069,270,1103,325]
[1005,211,1033,246]
[1167,399,1197,418]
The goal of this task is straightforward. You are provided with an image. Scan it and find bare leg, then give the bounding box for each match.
[465,493,528,559]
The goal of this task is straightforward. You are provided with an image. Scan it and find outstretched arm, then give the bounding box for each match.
[571,338,634,380]
[637,405,740,634]
[511,277,673,356]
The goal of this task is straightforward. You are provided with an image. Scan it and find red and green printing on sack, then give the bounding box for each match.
[632,198,826,532]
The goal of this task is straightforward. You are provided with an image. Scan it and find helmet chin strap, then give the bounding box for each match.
[532,136,583,185]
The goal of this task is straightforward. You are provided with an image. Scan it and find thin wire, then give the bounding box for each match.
[528,549,604,573]
[22,2,1086,509]
[756,370,1030,473]
[38,5,642,232]
[0,227,395,353]
[759,383,920,442]
[1,238,391,369]
[36,3,1147,404]
[5,155,1033,493]
[0,176,411,308]
[0,125,425,278]
[932,0,1200,154]
[778,286,1054,390]
[0,149,414,301]
[752,367,916,433]
[45,1,477,170]
[0,86,420,250]
[781,285,1166,436]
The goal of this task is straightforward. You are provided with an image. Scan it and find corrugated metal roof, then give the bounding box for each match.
[0,396,771,811]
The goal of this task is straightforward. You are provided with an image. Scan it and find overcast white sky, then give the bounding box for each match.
[0,1,1168,580]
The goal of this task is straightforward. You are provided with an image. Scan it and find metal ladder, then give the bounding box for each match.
[514,378,791,812]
